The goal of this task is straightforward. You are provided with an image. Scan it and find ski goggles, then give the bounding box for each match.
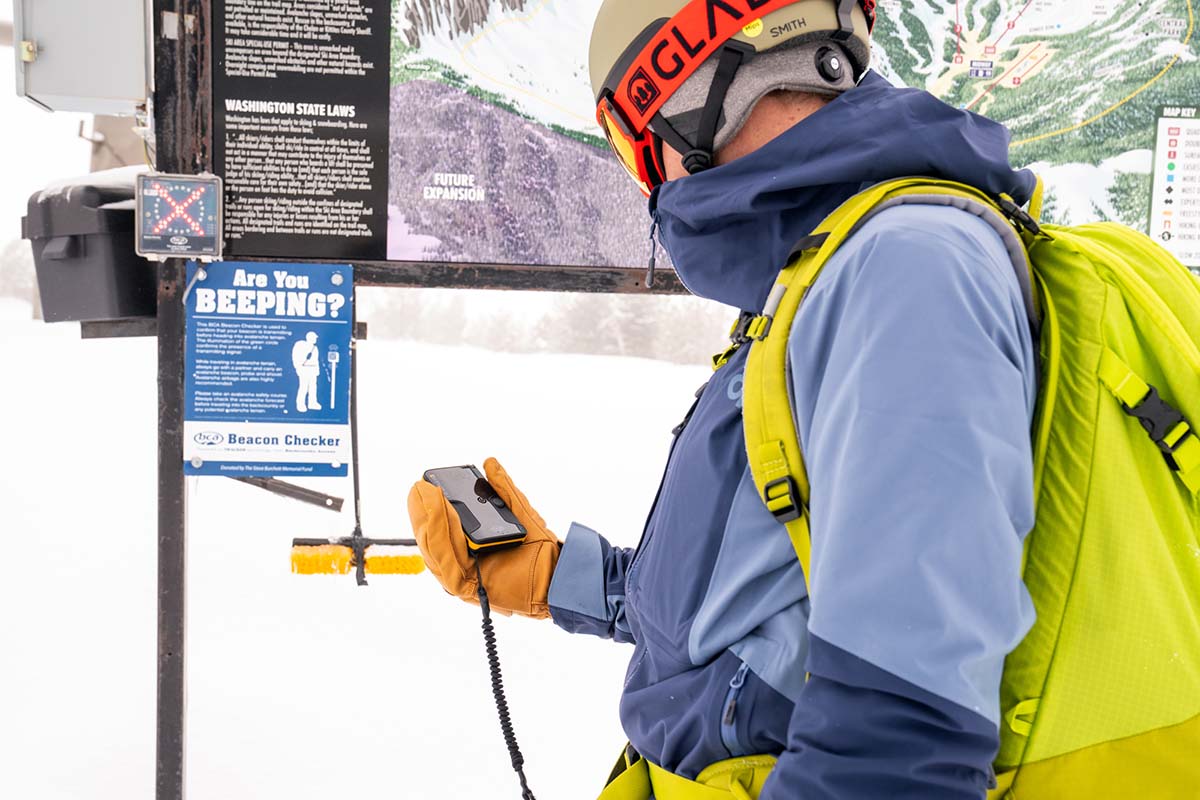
[596,95,664,198]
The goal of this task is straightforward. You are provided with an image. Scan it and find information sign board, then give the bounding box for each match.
[183,261,353,477]
[212,0,390,260]
[204,1,1199,274]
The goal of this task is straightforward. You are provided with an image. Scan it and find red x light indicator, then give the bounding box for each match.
[135,173,224,260]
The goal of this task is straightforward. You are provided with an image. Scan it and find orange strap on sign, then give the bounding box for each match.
[614,0,798,131]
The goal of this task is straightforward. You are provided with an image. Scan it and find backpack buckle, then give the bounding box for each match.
[764,476,803,523]
[728,311,773,344]
[729,311,757,344]
[1123,385,1190,468]
[997,194,1044,236]
[1159,422,1195,472]
[746,314,773,341]
[714,312,761,371]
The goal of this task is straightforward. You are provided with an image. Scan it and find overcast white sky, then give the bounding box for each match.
[1,5,93,243]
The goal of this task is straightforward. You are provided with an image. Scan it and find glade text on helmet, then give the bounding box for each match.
[649,0,790,81]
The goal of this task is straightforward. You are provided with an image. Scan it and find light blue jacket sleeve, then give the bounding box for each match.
[547,524,636,643]
[762,204,1039,799]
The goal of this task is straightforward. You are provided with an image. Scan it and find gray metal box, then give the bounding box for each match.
[13,0,149,115]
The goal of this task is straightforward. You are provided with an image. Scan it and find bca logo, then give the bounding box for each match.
[170,236,188,245]
[194,431,224,446]
[627,67,661,115]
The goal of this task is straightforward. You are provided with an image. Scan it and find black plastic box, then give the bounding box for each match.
[21,172,156,322]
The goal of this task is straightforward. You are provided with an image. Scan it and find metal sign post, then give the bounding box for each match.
[156,257,188,800]
[152,2,211,798]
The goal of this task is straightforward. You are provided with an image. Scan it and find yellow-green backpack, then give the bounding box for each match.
[737,177,1200,798]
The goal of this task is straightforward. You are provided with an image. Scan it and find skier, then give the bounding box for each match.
[409,1,1200,797]
[292,331,322,413]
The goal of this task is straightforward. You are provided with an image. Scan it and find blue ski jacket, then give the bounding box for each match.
[548,72,1040,799]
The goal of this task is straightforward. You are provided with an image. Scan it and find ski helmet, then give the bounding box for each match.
[591,0,876,195]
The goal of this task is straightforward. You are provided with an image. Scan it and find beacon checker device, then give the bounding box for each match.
[135,173,224,260]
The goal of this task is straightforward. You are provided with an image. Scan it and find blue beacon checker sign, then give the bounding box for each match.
[183,261,354,477]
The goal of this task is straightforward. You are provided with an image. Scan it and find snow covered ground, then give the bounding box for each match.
[0,298,711,799]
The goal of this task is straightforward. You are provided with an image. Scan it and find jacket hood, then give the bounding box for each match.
[650,71,1036,311]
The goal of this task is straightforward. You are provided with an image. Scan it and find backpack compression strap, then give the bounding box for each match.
[741,178,1034,586]
[1098,349,1200,494]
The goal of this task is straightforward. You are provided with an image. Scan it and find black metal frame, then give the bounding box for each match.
[152,1,207,797]
[220,253,686,295]
[349,258,684,294]
[149,1,682,797]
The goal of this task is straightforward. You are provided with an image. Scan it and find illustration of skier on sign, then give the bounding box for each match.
[292,331,322,413]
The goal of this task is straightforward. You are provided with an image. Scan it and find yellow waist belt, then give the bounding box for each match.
[598,751,778,800]
[596,750,1018,800]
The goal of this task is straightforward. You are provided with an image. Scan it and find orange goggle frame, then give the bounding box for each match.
[596,95,664,197]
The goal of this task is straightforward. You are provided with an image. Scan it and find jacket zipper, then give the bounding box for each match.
[649,211,701,297]
[626,382,708,595]
[720,662,750,757]
[646,216,660,289]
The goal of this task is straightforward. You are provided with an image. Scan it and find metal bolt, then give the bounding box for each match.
[331,273,344,286]
[190,457,203,468]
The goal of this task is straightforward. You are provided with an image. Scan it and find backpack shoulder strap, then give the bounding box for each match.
[741,177,1027,587]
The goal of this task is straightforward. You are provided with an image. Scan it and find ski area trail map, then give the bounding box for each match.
[387,0,1198,268]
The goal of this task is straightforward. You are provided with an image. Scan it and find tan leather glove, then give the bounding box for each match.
[407,457,560,619]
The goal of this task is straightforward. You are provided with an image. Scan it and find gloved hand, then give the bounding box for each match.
[408,457,560,619]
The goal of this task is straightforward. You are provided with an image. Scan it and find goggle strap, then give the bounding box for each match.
[650,112,695,161]
[689,44,747,172]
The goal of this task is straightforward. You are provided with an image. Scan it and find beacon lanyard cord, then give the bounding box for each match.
[474,558,538,800]
[348,291,377,585]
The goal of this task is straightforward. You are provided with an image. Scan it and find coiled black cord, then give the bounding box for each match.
[475,560,537,800]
